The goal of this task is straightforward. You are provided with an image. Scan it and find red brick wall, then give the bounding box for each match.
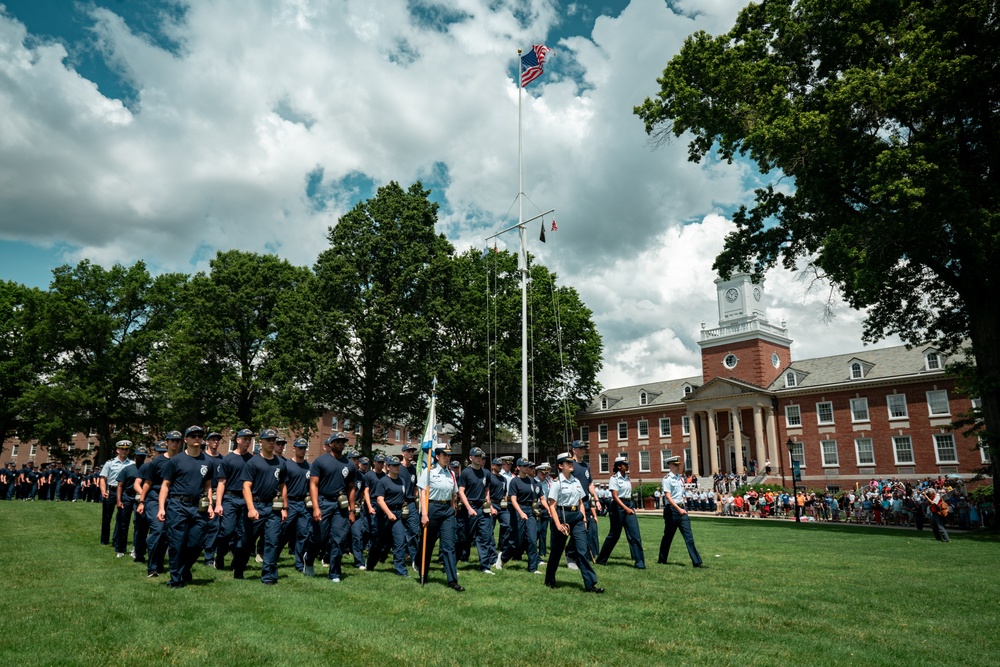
[701,338,791,388]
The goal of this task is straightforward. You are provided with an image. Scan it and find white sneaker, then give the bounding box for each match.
[481,568,495,575]
[538,561,546,566]
[116,552,125,558]
[533,570,544,575]
[567,560,579,571]
[330,577,341,583]
[357,565,366,571]
[494,557,503,570]
[130,550,136,559]
[255,554,263,563]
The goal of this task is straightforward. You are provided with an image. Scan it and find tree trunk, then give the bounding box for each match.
[966,303,1000,531]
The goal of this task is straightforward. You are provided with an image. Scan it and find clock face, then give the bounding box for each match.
[753,287,762,301]
[725,288,739,303]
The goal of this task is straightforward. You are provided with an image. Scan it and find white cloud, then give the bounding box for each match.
[0,0,900,390]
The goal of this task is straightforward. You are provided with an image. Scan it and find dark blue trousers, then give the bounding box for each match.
[366,512,408,575]
[249,502,282,583]
[659,507,702,566]
[132,504,149,561]
[165,499,206,585]
[101,495,117,544]
[416,502,458,584]
[202,512,220,563]
[403,500,419,561]
[305,498,351,579]
[597,502,645,566]
[145,495,168,575]
[464,506,495,571]
[536,513,549,557]
[495,505,513,556]
[545,509,597,589]
[502,511,540,572]
[113,496,135,553]
[352,510,374,566]
[216,494,247,569]
[277,499,311,572]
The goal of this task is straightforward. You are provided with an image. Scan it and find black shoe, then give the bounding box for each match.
[657,559,667,564]
[262,581,277,586]
[595,560,607,566]
[693,564,709,569]
[233,572,245,580]
[544,581,557,589]
[134,557,146,564]
[584,586,605,594]
[167,582,185,589]
[447,581,465,592]
[147,571,158,578]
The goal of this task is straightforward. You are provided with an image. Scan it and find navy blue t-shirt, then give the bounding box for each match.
[508,475,538,507]
[363,470,382,496]
[118,463,140,499]
[218,451,253,491]
[162,452,212,498]
[459,466,488,503]
[205,452,224,485]
[309,453,355,498]
[243,454,286,501]
[142,455,170,496]
[374,474,406,507]
[487,470,507,505]
[399,465,416,501]
[285,459,310,498]
[572,460,593,501]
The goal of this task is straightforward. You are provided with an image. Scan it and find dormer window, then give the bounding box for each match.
[683,385,693,397]
[785,371,798,388]
[600,397,608,410]
[850,362,863,379]
[925,350,942,370]
[639,392,648,406]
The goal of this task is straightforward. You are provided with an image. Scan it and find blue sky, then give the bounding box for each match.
[0,0,900,387]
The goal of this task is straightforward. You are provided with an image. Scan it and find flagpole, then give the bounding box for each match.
[518,49,529,462]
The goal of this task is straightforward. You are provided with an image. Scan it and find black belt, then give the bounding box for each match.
[622,499,634,508]
[429,499,451,504]
[386,504,403,511]
[321,494,344,501]
[226,490,243,496]
[176,495,200,505]
[288,495,307,501]
[252,496,275,504]
[558,504,580,511]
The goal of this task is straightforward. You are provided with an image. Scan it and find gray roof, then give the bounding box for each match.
[582,375,702,413]
[768,343,946,390]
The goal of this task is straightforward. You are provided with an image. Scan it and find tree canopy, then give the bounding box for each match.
[636,0,999,519]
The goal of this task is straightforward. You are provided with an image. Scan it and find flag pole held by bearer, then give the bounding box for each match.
[415,377,438,584]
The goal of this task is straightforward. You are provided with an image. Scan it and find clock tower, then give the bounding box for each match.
[699,273,792,387]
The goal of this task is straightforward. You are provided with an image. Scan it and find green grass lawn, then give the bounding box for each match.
[1,503,997,667]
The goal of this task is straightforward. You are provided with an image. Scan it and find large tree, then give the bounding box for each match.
[314,181,453,456]
[436,248,603,459]
[149,250,320,434]
[0,281,48,457]
[636,0,999,519]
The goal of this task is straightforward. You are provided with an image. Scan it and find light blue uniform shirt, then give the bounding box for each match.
[609,472,632,499]
[99,457,134,488]
[547,474,585,506]
[662,471,685,505]
[419,464,457,501]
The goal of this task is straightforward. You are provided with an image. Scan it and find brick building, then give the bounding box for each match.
[575,274,991,490]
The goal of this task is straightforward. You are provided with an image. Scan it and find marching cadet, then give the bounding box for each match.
[415,444,464,591]
[137,438,179,578]
[366,455,410,576]
[568,441,601,568]
[544,453,603,593]
[201,432,224,567]
[596,457,646,569]
[456,446,496,574]
[500,458,543,574]
[486,458,508,568]
[99,441,134,546]
[351,453,371,570]
[158,427,214,588]
[277,437,313,572]
[214,428,254,573]
[658,455,706,568]
[114,445,146,558]
[398,444,421,564]
[305,432,356,582]
[449,457,471,562]
[534,462,551,558]
[242,429,288,585]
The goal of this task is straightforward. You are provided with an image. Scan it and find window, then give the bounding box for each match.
[826,485,841,494]
[683,448,691,472]
[933,434,958,464]
[926,390,950,416]
[639,451,651,472]
[639,392,648,406]
[684,385,693,396]
[851,362,864,379]
[772,352,780,368]
[925,351,941,370]
[580,425,590,443]
[816,401,834,425]
[394,429,400,442]
[29,444,37,458]
[331,417,338,430]
[893,436,914,465]
[785,405,802,427]
[89,427,97,436]
[600,397,608,410]
[598,424,608,442]
[11,444,18,457]
[660,449,673,471]
[659,418,671,437]
[788,441,805,466]
[228,439,235,453]
[599,453,609,474]
[850,398,869,422]
[785,372,797,388]
[982,441,993,464]
[638,420,649,438]
[343,419,351,431]
[724,354,738,369]
[887,394,908,419]
[855,438,875,466]
[617,422,628,440]
[681,415,690,435]
[141,424,150,435]
[820,440,839,467]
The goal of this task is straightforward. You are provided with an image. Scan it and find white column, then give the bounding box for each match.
[753,406,766,472]
[687,411,699,477]
[732,407,745,473]
[707,409,719,474]
[765,406,779,469]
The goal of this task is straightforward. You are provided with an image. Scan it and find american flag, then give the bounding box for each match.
[520,44,552,87]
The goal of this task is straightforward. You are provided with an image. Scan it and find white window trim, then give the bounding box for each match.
[617,422,628,440]
[788,441,805,468]
[598,424,608,442]
[659,418,671,438]
[785,404,802,427]
[681,415,691,436]
[854,438,876,467]
[926,390,950,417]
[11,444,19,456]
[598,452,609,474]
[723,354,738,369]
[683,385,694,396]
[784,371,797,388]
[850,362,864,379]
[924,351,942,371]
[637,419,649,439]
[580,425,590,443]
[600,397,608,410]
[850,397,870,423]
[892,436,915,466]
[886,394,908,420]
[815,401,835,425]
[933,433,959,465]
[639,392,648,406]
[820,440,839,467]
[981,440,992,464]
[660,449,673,471]
[639,451,651,473]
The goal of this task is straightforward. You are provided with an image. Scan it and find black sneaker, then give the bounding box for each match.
[147,571,158,578]
[584,586,605,594]
[447,581,465,592]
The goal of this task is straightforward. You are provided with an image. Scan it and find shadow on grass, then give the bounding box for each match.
[692,516,984,541]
